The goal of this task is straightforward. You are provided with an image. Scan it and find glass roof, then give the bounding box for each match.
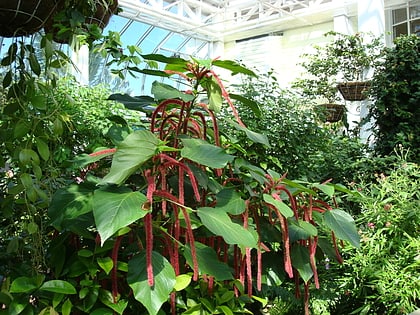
[104,0,360,95]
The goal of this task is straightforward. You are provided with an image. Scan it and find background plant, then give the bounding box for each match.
[223,70,367,184]
[366,34,420,163]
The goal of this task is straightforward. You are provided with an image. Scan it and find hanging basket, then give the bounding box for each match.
[0,0,63,37]
[337,81,371,101]
[44,0,119,44]
[318,103,346,123]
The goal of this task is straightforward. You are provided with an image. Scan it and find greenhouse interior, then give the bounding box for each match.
[0,0,419,314]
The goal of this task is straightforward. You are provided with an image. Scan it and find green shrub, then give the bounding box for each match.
[337,155,420,314]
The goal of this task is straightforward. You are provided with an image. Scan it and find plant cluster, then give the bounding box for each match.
[224,70,367,183]
[0,35,360,315]
[366,34,420,163]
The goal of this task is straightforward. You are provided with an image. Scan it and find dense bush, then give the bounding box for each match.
[367,34,420,163]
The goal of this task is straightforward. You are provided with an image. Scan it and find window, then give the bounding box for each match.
[391,1,420,39]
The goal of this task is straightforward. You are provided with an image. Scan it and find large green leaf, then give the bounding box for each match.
[151,81,194,102]
[49,183,95,230]
[212,59,256,77]
[39,280,76,294]
[323,209,360,248]
[263,194,294,218]
[290,245,313,283]
[93,186,148,245]
[181,138,234,168]
[197,207,257,248]
[183,242,233,281]
[108,93,156,112]
[216,189,246,215]
[127,251,176,315]
[102,130,159,185]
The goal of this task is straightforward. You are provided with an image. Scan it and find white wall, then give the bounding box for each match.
[223,19,358,87]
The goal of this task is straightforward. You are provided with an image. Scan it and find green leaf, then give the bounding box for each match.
[127,251,176,315]
[183,242,233,281]
[36,138,50,161]
[288,219,318,242]
[108,93,155,112]
[62,299,73,315]
[197,207,257,248]
[98,290,128,315]
[216,189,246,215]
[181,138,234,168]
[93,186,148,246]
[290,245,313,283]
[324,210,360,248]
[217,305,234,315]
[102,130,159,184]
[19,149,40,166]
[206,77,223,113]
[229,120,270,146]
[40,280,76,294]
[97,257,114,275]
[212,59,256,77]
[313,183,335,197]
[173,274,192,291]
[3,70,12,88]
[90,309,114,315]
[151,81,194,102]
[10,275,45,293]
[263,194,294,218]
[31,94,47,110]
[14,120,31,139]
[229,93,261,117]
[29,53,41,76]
[49,183,94,229]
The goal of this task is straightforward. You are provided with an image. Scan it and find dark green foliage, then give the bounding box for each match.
[367,35,420,162]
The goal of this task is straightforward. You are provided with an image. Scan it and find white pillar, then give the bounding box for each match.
[358,0,385,143]
[71,45,90,86]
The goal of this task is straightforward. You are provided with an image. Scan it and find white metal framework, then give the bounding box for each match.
[118,0,358,41]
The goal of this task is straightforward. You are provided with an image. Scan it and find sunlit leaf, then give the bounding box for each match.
[197,207,257,248]
[181,138,234,168]
[102,130,159,185]
[93,186,148,245]
[40,280,77,294]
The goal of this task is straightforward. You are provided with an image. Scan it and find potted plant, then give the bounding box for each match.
[292,44,345,123]
[325,31,384,101]
[43,0,119,45]
[0,0,63,37]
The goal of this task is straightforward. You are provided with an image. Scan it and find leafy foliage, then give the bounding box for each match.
[367,34,420,163]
